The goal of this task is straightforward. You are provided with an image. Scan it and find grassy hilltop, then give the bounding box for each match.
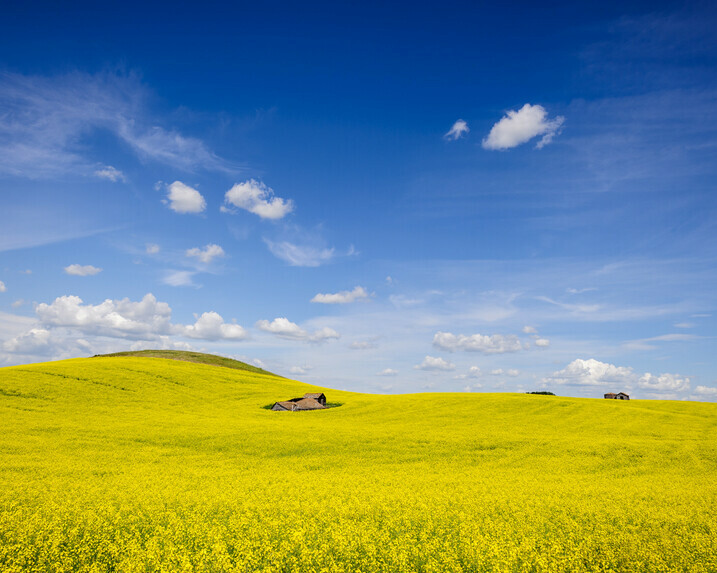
[0,352,716,572]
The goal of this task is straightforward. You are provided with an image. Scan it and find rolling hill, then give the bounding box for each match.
[1,352,715,572]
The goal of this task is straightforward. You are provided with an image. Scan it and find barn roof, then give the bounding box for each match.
[303,392,325,399]
[293,397,325,410]
[274,401,298,411]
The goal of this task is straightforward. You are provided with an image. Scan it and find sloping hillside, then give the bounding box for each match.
[1,354,716,572]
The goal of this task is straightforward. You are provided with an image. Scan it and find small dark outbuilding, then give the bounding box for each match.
[604,392,630,400]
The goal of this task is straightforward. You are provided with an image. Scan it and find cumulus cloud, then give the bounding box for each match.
[94,165,125,182]
[535,338,550,347]
[2,327,51,353]
[433,331,524,354]
[35,293,173,338]
[414,355,455,371]
[64,264,102,276]
[489,369,504,376]
[224,179,294,220]
[3,293,249,356]
[0,280,5,292]
[543,359,635,387]
[264,239,335,267]
[455,366,482,380]
[311,286,370,304]
[186,243,225,264]
[182,312,248,341]
[256,317,340,343]
[482,103,564,150]
[638,373,690,392]
[694,386,717,396]
[377,368,398,376]
[165,181,206,214]
[522,325,537,334]
[146,243,160,254]
[543,358,690,395]
[507,369,521,377]
[444,119,469,140]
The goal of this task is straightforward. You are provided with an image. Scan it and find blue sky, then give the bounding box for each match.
[1,0,716,400]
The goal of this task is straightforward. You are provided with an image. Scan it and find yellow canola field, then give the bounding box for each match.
[0,356,716,572]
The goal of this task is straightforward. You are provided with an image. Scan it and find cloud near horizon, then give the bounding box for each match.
[482,104,564,150]
[543,358,689,394]
[256,317,340,343]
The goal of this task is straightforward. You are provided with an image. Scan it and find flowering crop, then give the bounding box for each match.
[0,356,715,571]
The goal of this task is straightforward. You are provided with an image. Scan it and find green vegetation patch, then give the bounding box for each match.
[95,349,278,376]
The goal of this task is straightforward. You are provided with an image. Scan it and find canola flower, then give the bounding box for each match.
[0,355,716,572]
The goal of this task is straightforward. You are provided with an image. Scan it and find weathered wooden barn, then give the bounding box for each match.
[604,392,630,400]
[271,393,327,411]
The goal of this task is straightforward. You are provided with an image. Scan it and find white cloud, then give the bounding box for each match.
[146,243,160,254]
[535,338,550,347]
[289,365,313,375]
[694,386,717,396]
[2,294,249,357]
[256,317,340,343]
[264,239,335,267]
[455,366,482,380]
[377,368,398,376]
[162,270,196,287]
[482,103,565,150]
[311,286,370,304]
[543,359,690,395]
[0,281,5,292]
[414,355,455,371]
[444,119,469,141]
[489,369,504,376]
[182,312,248,341]
[522,325,537,334]
[543,359,635,387]
[507,369,521,377]
[94,165,125,182]
[35,293,173,339]
[186,243,225,264]
[638,373,690,392]
[64,264,102,276]
[12,299,24,308]
[165,181,206,214]
[433,331,524,354]
[2,328,51,353]
[224,179,294,220]
[350,340,378,350]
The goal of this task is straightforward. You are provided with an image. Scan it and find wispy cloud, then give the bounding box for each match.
[0,70,237,178]
[264,239,336,267]
[444,119,469,141]
[311,286,370,304]
[64,264,102,276]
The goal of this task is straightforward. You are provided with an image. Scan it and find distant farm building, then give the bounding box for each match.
[604,392,630,400]
[271,393,327,411]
